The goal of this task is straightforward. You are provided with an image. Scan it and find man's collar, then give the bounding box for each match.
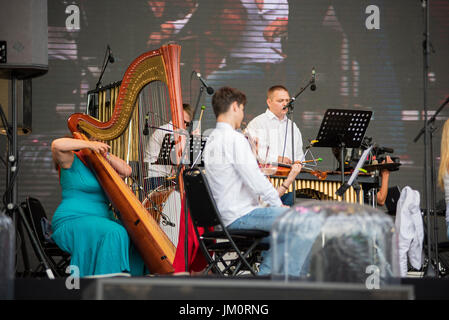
[265,108,286,122]
[216,121,234,130]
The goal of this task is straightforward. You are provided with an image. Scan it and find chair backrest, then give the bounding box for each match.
[183,168,222,228]
[21,197,51,244]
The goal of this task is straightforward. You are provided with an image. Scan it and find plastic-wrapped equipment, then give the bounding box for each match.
[271,200,399,284]
[0,211,15,299]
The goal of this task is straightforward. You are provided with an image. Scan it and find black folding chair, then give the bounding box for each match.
[183,168,269,276]
[20,197,71,277]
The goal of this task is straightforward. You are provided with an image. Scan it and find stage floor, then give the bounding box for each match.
[12,276,449,300]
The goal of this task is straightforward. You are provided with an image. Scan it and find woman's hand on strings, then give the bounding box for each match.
[88,141,110,155]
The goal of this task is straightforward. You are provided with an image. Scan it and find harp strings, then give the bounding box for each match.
[92,80,183,248]
[139,81,182,247]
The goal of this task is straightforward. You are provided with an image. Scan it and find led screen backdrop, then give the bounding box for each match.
[1,0,448,219]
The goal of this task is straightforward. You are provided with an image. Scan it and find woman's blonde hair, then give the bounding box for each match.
[183,103,194,120]
[438,119,449,189]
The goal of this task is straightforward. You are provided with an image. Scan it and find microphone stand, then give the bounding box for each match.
[282,77,315,205]
[412,0,438,277]
[282,77,315,113]
[1,76,55,279]
[413,95,449,277]
[95,45,113,90]
[175,85,205,272]
[414,96,449,143]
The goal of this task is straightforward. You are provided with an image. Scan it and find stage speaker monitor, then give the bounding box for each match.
[0,78,32,135]
[0,0,48,79]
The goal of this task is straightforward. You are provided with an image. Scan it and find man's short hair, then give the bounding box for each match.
[212,86,247,118]
[183,103,193,120]
[267,85,288,99]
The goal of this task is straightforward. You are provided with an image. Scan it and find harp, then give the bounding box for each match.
[68,44,186,274]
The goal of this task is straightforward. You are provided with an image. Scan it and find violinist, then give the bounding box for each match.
[246,85,304,205]
[203,86,303,276]
[245,131,302,198]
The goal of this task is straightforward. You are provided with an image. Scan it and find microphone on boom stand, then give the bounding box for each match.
[194,71,214,95]
[96,44,115,89]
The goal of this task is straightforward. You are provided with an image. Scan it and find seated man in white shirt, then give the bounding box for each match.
[203,86,302,276]
[246,85,304,206]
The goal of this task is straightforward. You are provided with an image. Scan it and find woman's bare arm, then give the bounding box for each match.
[51,138,110,169]
[104,152,132,178]
[52,137,132,178]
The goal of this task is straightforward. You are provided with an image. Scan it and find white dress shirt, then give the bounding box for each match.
[246,109,304,164]
[203,122,282,226]
[144,122,175,178]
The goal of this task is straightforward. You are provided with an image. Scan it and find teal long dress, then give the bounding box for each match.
[51,154,145,277]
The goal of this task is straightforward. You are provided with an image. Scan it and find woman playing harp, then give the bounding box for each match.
[51,136,146,277]
[65,44,185,274]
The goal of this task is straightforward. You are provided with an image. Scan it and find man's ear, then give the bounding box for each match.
[230,101,238,112]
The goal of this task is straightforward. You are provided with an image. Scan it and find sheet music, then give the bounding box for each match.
[348,145,373,186]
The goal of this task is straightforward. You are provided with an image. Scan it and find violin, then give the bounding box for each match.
[259,161,328,180]
[243,128,328,180]
[302,168,328,180]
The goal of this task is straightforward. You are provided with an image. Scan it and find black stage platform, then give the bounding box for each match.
[12,276,449,300]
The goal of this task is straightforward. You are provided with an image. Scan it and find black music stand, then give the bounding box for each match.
[154,133,177,166]
[155,133,207,167]
[190,135,207,167]
[313,109,372,200]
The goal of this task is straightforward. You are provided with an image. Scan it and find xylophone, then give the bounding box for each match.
[270,171,380,204]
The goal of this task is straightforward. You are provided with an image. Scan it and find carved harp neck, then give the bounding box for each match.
[68,44,185,140]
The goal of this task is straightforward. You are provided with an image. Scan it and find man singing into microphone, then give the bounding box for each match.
[245,85,304,206]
